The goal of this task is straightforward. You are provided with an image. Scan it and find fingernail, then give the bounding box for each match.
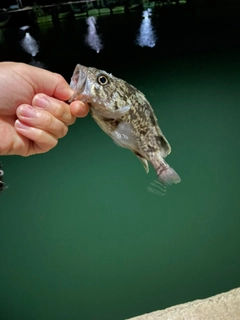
[33,94,48,108]
[15,120,29,131]
[19,105,36,118]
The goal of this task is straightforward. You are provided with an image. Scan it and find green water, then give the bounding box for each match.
[1,7,240,320]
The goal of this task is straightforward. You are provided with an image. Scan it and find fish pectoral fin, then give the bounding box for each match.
[136,155,149,173]
[111,121,149,174]
[111,121,136,149]
[96,105,130,120]
[110,121,149,174]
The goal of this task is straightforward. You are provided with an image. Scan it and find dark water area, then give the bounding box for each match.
[1,5,240,320]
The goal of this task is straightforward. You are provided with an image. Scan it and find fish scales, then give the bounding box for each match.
[69,64,181,186]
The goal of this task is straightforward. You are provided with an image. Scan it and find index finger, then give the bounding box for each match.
[32,94,76,125]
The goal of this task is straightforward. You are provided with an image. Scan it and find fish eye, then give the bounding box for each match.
[97,74,108,86]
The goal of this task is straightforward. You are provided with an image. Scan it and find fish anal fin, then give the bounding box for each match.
[136,155,149,173]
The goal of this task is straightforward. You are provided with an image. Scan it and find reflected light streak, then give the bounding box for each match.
[136,9,157,48]
[20,25,30,31]
[21,32,39,57]
[85,16,103,53]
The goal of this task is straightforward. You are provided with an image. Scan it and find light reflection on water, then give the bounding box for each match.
[20,30,39,57]
[18,25,46,67]
[85,16,103,53]
[136,9,157,48]
[20,25,30,31]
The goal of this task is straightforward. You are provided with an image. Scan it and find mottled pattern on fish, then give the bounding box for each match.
[70,64,181,186]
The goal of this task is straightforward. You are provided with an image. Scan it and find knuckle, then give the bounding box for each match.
[35,135,58,154]
[51,100,70,123]
[41,111,53,127]
[49,138,58,150]
[68,117,76,126]
[45,137,58,151]
[60,124,68,138]
[35,128,46,142]
[54,73,65,83]
[39,111,68,138]
[54,105,65,119]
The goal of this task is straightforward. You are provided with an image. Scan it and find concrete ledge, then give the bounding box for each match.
[127,287,240,320]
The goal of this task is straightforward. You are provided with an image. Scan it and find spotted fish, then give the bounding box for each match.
[69,64,181,186]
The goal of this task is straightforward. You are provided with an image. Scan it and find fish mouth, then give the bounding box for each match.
[69,64,89,103]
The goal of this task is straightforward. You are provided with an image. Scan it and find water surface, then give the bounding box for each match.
[1,7,240,320]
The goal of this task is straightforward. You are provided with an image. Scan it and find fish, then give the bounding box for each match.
[69,64,181,186]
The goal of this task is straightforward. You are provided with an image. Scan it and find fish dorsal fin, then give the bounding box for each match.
[148,110,171,157]
[158,134,171,157]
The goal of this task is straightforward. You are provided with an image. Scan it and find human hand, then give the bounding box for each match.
[0,62,89,156]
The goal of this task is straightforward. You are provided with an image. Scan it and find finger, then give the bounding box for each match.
[15,120,58,154]
[70,101,89,118]
[16,104,68,139]
[32,94,76,125]
[15,63,74,101]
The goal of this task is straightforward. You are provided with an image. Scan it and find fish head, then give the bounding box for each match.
[69,64,131,110]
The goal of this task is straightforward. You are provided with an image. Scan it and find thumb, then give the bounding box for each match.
[24,64,74,101]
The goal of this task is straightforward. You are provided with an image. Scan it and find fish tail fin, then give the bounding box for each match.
[157,165,181,186]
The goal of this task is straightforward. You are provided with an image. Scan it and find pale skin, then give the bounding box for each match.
[0,62,89,156]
